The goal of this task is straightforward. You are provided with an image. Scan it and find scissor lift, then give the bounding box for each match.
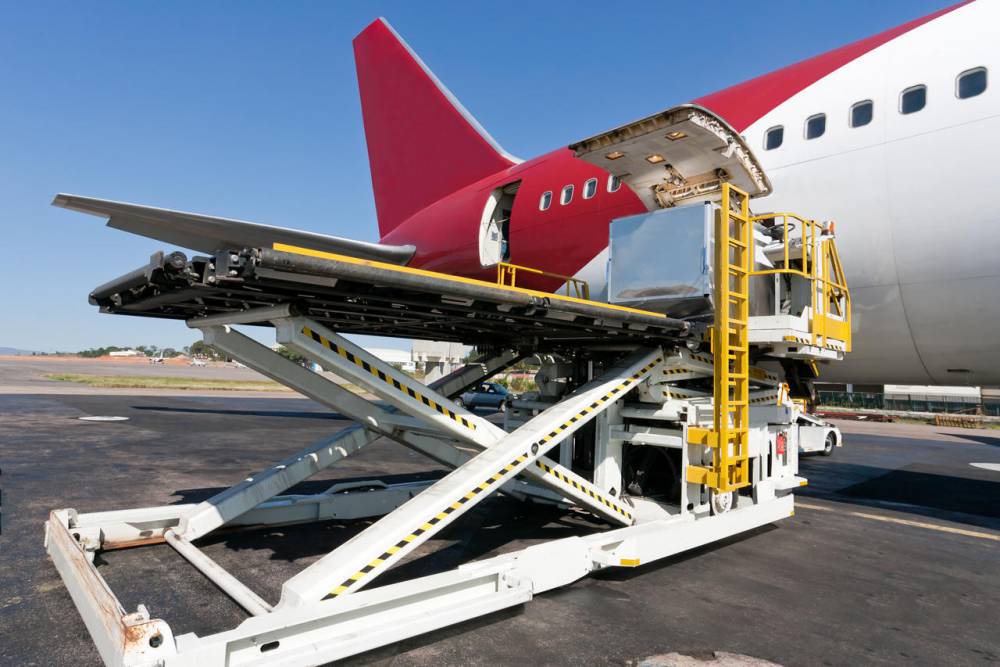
[45,184,850,666]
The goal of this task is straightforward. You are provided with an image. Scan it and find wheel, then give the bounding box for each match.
[497,401,506,413]
[821,432,836,456]
[455,397,466,408]
[710,490,736,515]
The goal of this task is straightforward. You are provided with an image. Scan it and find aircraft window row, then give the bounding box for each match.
[763,66,988,150]
[539,175,622,210]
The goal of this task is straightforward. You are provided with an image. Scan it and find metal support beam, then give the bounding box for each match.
[176,326,535,540]
[178,326,563,540]
[429,349,525,398]
[276,318,504,449]
[277,318,640,525]
[163,530,272,617]
[278,347,662,608]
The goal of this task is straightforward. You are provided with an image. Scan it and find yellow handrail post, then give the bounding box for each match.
[495,261,590,302]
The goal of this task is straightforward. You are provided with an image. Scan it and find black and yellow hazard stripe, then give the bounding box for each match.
[329,452,530,596]
[302,326,476,431]
[533,460,632,521]
[748,366,779,383]
[783,335,813,346]
[328,354,662,598]
[662,367,700,376]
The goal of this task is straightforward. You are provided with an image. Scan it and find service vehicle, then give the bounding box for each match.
[456,381,511,412]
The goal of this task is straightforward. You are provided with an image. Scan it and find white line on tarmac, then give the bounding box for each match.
[795,501,999,542]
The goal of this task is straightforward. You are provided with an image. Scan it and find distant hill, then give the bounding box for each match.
[0,347,39,355]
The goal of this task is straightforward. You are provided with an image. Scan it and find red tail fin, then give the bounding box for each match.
[354,19,518,238]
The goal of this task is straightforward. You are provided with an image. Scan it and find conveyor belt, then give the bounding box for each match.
[89,246,698,348]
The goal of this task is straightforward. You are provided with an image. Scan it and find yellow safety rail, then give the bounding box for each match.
[750,213,852,351]
[496,262,590,300]
[686,183,751,493]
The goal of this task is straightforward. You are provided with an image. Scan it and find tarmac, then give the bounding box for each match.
[0,374,997,665]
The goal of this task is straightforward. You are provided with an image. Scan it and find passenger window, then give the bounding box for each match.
[560,184,574,205]
[539,191,552,211]
[850,100,873,127]
[805,113,826,139]
[957,67,987,99]
[764,126,783,150]
[583,178,598,199]
[607,174,622,192]
[900,85,927,114]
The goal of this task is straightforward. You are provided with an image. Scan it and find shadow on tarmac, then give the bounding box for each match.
[131,404,349,420]
[938,431,1000,448]
[801,459,999,529]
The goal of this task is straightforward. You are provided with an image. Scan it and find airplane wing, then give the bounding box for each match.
[569,104,771,211]
[52,194,416,265]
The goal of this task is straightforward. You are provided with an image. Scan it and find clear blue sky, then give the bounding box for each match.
[0,0,950,352]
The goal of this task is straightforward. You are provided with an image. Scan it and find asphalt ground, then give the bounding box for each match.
[0,390,997,666]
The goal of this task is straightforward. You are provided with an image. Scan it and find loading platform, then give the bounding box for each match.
[90,242,695,349]
[45,184,851,666]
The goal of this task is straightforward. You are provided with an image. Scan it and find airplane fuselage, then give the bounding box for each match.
[381,0,1000,386]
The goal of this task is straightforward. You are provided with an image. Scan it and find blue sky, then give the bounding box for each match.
[0,0,951,352]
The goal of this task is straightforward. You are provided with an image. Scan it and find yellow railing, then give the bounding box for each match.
[496,262,590,300]
[750,213,851,351]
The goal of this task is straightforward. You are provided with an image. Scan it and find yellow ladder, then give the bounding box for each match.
[686,183,751,493]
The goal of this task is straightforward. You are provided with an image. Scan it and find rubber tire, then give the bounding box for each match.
[821,432,836,456]
[498,402,506,413]
[455,397,466,408]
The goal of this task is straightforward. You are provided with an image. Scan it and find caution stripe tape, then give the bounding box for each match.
[783,335,813,345]
[533,460,632,521]
[302,326,476,431]
[330,452,530,596]
[662,367,702,376]
[782,335,844,351]
[748,367,779,382]
[328,355,662,598]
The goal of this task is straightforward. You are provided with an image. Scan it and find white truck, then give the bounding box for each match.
[796,409,842,456]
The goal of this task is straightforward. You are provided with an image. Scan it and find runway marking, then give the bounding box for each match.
[795,502,999,542]
[970,462,1000,472]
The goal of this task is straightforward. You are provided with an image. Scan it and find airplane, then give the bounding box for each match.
[54,0,999,386]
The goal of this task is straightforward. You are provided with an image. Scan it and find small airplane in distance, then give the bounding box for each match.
[55,0,1000,386]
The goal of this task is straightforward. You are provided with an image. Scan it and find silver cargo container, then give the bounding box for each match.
[607,204,772,318]
[608,204,713,317]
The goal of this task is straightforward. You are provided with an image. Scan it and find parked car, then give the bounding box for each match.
[456,382,511,412]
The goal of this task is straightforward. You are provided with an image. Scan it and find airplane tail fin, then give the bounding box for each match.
[353,19,518,238]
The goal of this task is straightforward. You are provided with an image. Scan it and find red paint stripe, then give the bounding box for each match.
[693,1,973,131]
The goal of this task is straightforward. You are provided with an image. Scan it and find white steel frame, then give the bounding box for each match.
[44,307,804,667]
